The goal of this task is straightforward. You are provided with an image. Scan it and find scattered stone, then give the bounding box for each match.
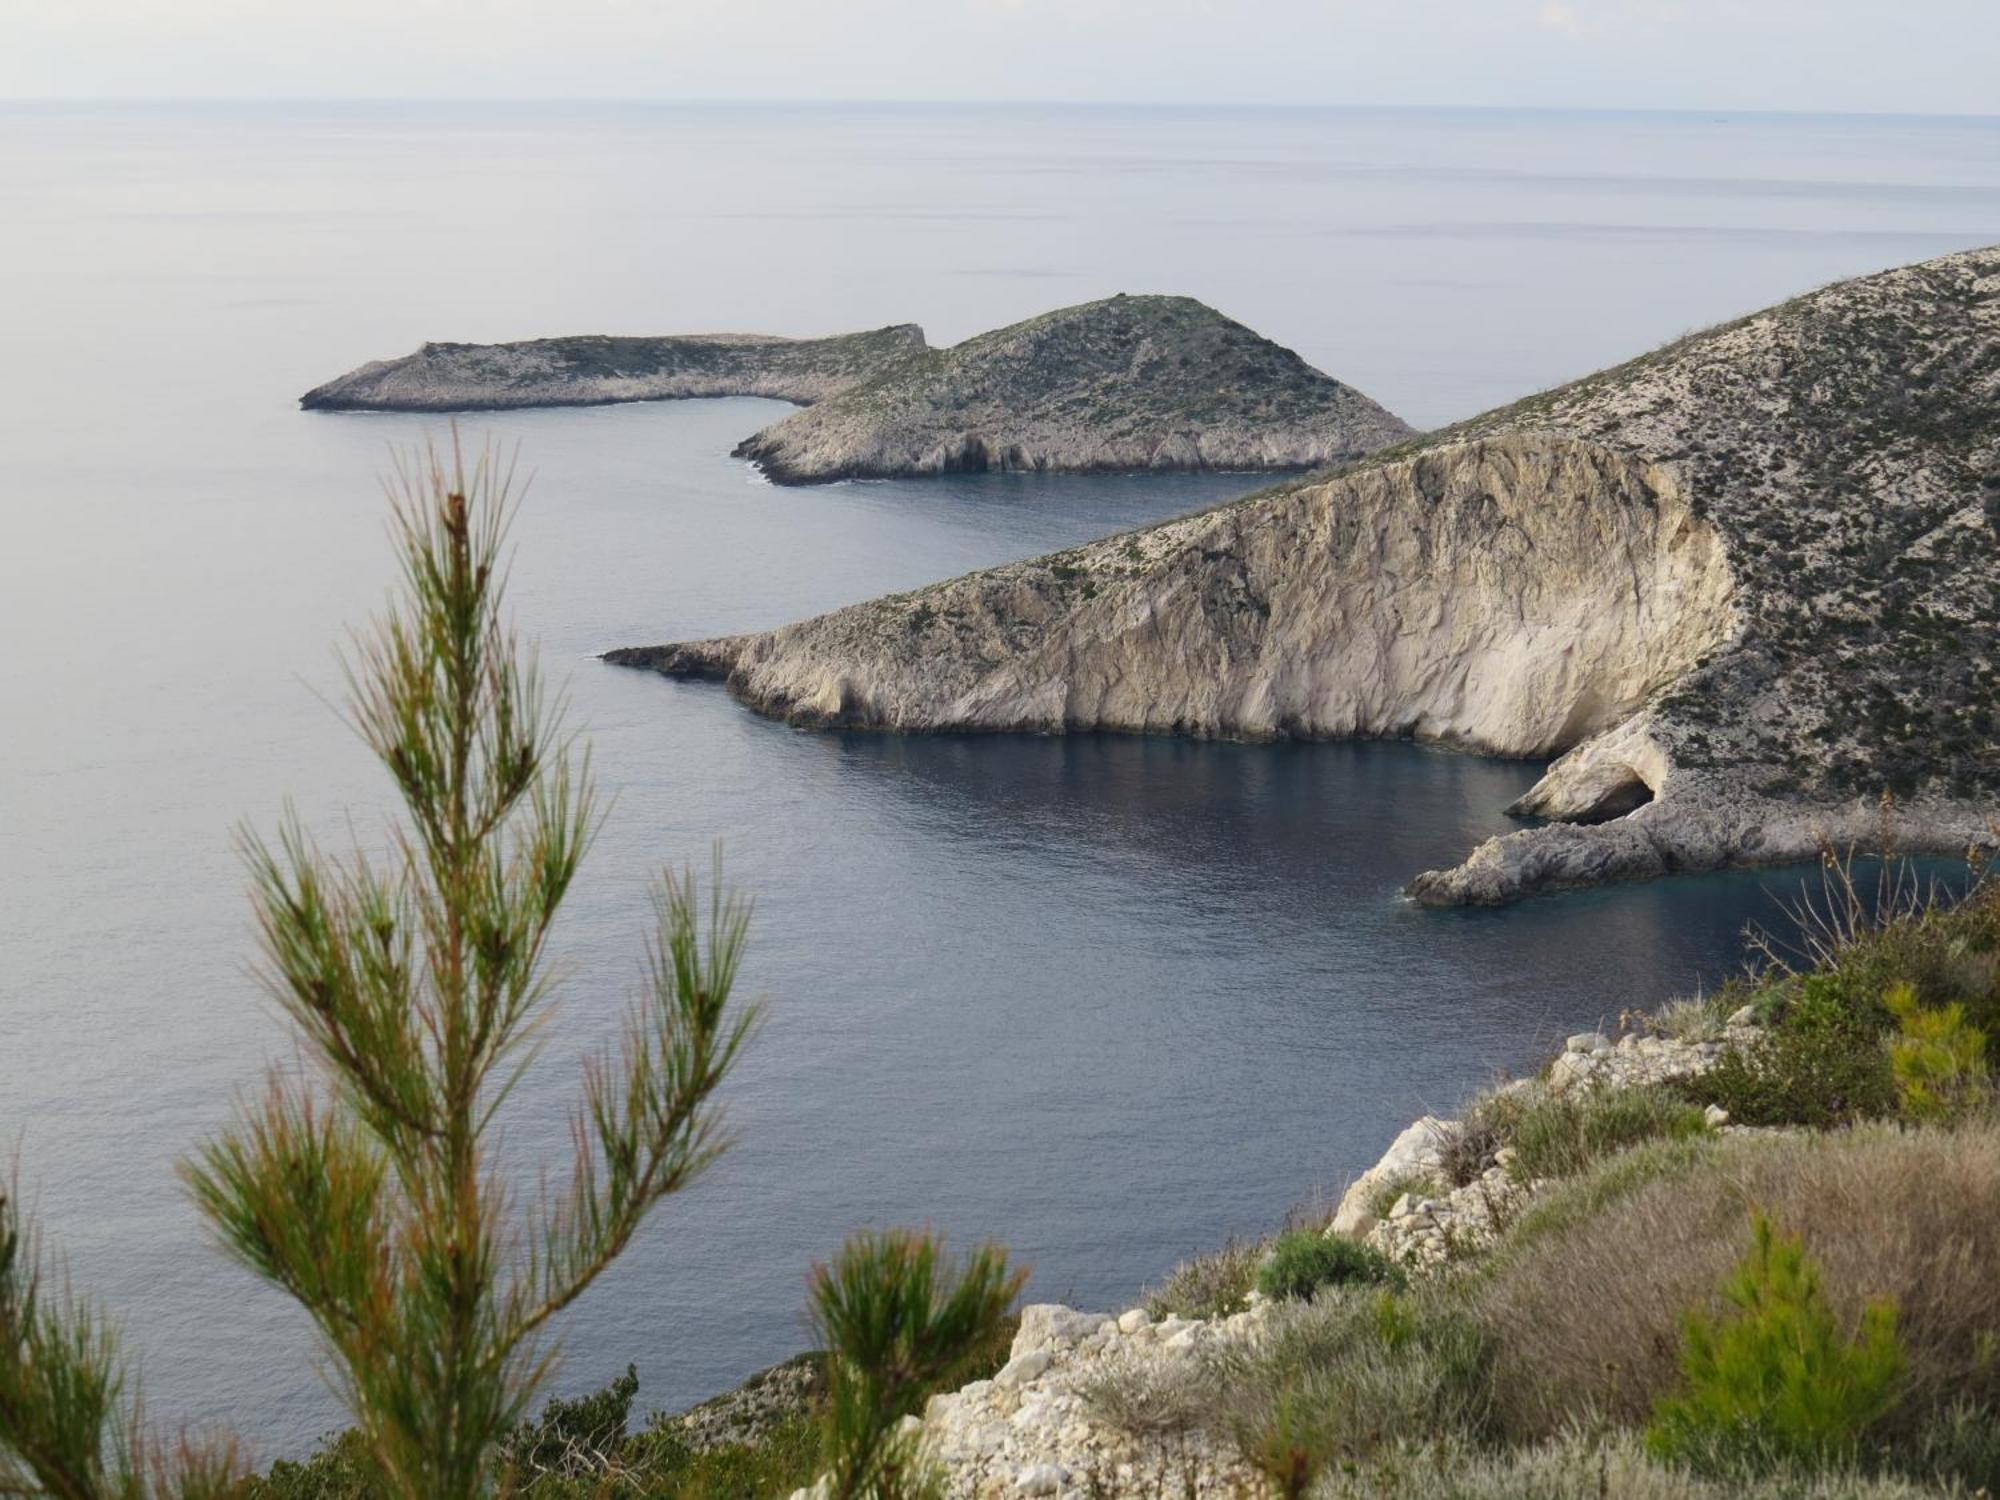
[994,1350,1054,1388]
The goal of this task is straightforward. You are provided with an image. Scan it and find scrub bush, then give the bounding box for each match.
[1498,1085,1713,1182]
[1257,1231,1405,1302]
[1680,976,1897,1127]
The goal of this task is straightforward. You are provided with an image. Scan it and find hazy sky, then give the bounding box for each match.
[6,0,1998,114]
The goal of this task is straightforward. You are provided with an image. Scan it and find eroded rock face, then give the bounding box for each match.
[731,294,1413,484]
[613,436,1736,756]
[614,245,2000,903]
[299,326,926,411]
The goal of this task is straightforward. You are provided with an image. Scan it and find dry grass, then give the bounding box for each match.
[1640,994,1730,1044]
[1316,1431,1983,1500]
[1073,1351,1219,1438]
[1142,1237,1263,1321]
[1472,1123,2000,1442]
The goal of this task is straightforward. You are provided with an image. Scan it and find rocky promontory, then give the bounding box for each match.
[611,246,2000,903]
[301,297,1412,483]
[729,294,1413,482]
[299,326,927,412]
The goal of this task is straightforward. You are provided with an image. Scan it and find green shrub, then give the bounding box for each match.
[1257,1231,1404,1302]
[617,1415,823,1500]
[1680,977,1897,1127]
[1885,982,1990,1122]
[499,1364,639,1482]
[253,1431,383,1500]
[1647,1214,1902,1475]
[1499,1085,1713,1182]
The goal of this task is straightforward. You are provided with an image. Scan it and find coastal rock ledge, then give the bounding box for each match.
[301,295,1413,483]
[612,247,2000,903]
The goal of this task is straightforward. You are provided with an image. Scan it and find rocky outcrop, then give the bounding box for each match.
[912,1303,1265,1500]
[731,295,1412,483]
[300,326,926,411]
[614,247,2000,901]
[1328,1023,1759,1267]
[301,297,1412,486]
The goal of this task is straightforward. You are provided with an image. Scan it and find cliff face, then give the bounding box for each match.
[611,437,1733,754]
[299,326,927,411]
[729,294,1414,483]
[614,246,2000,904]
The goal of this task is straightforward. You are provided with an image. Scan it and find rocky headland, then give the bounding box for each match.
[300,296,1412,483]
[298,325,927,412]
[728,294,1412,483]
[610,246,2000,903]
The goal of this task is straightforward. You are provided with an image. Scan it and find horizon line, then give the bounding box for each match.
[5,96,1999,122]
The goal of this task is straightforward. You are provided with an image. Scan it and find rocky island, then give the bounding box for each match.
[299,325,927,412]
[727,294,1412,482]
[609,246,2000,904]
[301,296,1413,482]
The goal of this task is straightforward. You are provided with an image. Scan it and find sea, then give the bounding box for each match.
[3,101,1997,1455]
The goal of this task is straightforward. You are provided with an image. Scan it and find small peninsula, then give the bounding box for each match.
[300,296,1414,482]
[299,325,926,412]
[608,246,2000,904]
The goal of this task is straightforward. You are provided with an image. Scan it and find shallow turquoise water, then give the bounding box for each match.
[2,103,1995,1454]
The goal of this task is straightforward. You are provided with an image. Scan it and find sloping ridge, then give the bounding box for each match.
[299,326,928,412]
[730,293,1414,483]
[613,245,2000,904]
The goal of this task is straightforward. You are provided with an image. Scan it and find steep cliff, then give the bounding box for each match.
[616,246,2000,903]
[729,294,1413,483]
[299,326,927,411]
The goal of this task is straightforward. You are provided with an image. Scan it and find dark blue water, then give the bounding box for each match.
[4,103,1996,1458]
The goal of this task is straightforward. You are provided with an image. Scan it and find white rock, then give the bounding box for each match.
[994,1350,1054,1388]
[1117,1308,1151,1334]
[1387,1192,1413,1220]
[1566,1031,1611,1053]
[1704,1104,1730,1127]
[1727,1004,1759,1028]
[1015,1463,1067,1495]
[1014,1305,1105,1354]
[1329,1115,1457,1237]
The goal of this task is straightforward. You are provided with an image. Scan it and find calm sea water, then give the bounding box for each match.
[3,103,1997,1456]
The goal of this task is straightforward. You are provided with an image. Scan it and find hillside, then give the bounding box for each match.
[729,294,1414,482]
[609,246,2000,903]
